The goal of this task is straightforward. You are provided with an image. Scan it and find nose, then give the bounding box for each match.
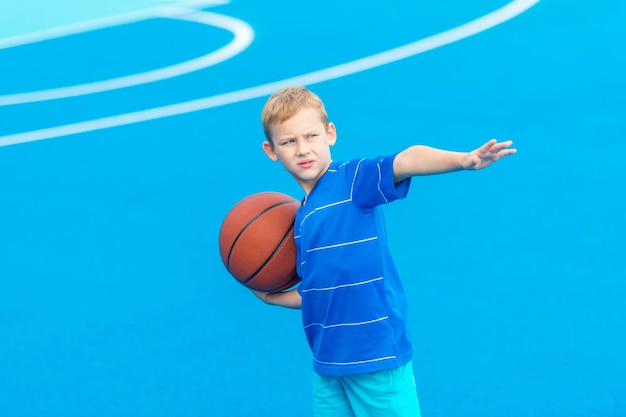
[295,140,309,156]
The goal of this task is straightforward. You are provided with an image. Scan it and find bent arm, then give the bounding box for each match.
[253,288,302,309]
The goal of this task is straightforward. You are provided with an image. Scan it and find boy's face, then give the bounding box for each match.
[263,107,336,194]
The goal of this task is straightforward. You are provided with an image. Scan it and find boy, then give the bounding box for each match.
[254,86,516,417]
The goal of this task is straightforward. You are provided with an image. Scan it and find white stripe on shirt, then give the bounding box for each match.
[376,161,389,203]
[306,236,378,253]
[349,158,366,200]
[300,198,351,227]
[303,315,388,330]
[313,355,397,366]
[300,277,383,293]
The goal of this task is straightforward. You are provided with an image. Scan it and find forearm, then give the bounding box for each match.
[254,288,302,309]
[393,145,466,182]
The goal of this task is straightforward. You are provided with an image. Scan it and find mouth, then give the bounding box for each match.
[298,160,314,168]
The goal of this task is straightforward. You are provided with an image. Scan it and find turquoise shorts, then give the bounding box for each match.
[312,361,421,417]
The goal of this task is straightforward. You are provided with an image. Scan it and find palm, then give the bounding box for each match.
[464,139,516,170]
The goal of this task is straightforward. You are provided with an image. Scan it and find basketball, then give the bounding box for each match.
[219,191,301,292]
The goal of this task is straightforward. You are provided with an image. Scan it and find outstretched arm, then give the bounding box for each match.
[252,288,302,309]
[393,139,516,182]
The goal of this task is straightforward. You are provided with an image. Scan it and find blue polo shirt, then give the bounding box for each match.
[294,154,413,376]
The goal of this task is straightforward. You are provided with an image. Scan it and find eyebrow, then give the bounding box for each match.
[302,128,321,136]
[278,128,319,140]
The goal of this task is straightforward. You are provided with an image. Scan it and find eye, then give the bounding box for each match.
[281,138,295,146]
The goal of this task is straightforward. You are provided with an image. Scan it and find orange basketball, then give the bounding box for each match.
[218,191,301,292]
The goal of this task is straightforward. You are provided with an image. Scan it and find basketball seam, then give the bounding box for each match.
[226,200,298,272]
[243,220,295,285]
[262,274,300,293]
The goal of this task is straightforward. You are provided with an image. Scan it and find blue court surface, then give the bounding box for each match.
[1,1,625,416]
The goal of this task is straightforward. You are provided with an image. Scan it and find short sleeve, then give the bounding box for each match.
[350,153,411,209]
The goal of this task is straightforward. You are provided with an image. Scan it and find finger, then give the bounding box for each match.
[487,140,514,155]
[498,148,517,157]
[482,138,498,151]
[475,139,497,155]
[496,139,514,150]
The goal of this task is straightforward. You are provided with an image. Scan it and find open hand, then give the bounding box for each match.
[463,139,516,170]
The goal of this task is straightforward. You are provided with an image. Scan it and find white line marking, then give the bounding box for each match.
[0,9,254,105]
[0,1,228,49]
[0,0,540,148]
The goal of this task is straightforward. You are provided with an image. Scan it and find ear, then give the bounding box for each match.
[327,122,337,146]
[262,140,279,161]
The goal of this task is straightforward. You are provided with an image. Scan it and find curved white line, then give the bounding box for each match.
[0,8,172,50]
[0,9,254,106]
[0,1,228,49]
[0,0,540,148]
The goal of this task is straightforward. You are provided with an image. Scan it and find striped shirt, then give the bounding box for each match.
[295,154,413,376]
